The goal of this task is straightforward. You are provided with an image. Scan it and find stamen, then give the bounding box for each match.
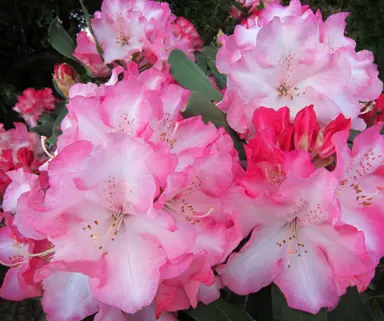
[40,136,55,159]
[26,247,55,258]
[0,260,23,268]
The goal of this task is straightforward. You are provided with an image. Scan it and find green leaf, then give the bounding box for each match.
[186,298,255,321]
[168,50,223,101]
[50,101,68,141]
[328,287,376,321]
[348,129,360,143]
[48,17,76,60]
[183,92,246,160]
[271,284,327,321]
[30,123,53,137]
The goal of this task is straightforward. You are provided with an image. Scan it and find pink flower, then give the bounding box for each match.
[218,143,377,313]
[333,125,384,264]
[248,106,351,161]
[0,123,46,200]
[17,65,240,316]
[13,88,56,127]
[73,30,112,78]
[89,0,194,67]
[217,0,383,135]
[0,213,53,301]
[172,17,203,51]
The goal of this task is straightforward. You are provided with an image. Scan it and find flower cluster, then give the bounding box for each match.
[0,64,241,320]
[0,124,45,199]
[218,0,382,136]
[1,0,384,320]
[13,88,56,127]
[74,0,202,77]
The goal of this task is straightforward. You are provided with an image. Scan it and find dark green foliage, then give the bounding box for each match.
[163,0,234,43]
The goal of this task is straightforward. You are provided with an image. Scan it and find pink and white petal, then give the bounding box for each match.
[94,304,127,321]
[126,304,178,321]
[170,117,218,156]
[320,12,356,51]
[302,224,375,277]
[223,185,264,237]
[193,218,227,265]
[217,221,287,295]
[42,271,98,321]
[100,80,160,136]
[197,276,222,305]
[65,96,109,147]
[133,214,196,261]
[3,169,38,212]
[91,216,167,314]
[274,240,339,314]
[160,254,195,281]
[74,136,163,213]
[0,266,41,300]
[339,205,384,259]
[0,225,27,265]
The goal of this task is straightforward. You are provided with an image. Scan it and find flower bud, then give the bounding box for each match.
[360,94,384,126]
[293,105,320,152]
[316,114,351,158]
[53,63,79,98]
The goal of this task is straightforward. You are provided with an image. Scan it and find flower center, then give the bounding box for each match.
[277,83,303,100]
[158,120,180,149]
[276,219,309,269]
[163,176,214,222]
[116,33,130,46]
[82,212,125,253]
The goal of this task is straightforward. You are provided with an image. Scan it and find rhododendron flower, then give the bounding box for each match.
[217,0,383,135]
[172,17,203,51]
[360,94,384,126]
[0,123,45,199]
[73,30,112,78]
[0,213,53,301]
[218,127,377,313]
[13,88,56,127]
[250,106,351,161]
[90,0,193,67]
[16,65,240,317]
[333,125,384,262]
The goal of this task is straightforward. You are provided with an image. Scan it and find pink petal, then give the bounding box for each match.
[42,271,98,321]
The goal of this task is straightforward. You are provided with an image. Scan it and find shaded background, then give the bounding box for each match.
[0,0,383,320]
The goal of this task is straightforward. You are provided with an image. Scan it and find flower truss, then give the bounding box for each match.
[1,0,383,320]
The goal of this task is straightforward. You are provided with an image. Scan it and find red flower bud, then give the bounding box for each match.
[293,105,320,152]
[53,63,79,98]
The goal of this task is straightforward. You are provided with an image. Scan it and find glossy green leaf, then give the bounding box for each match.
[48,17,76,60]
[168,50,223,101]
[328,287,376,321]
[271,285,327,321]
[183,92,246,160]
[348,129,361,143]
[186,298,255,321]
